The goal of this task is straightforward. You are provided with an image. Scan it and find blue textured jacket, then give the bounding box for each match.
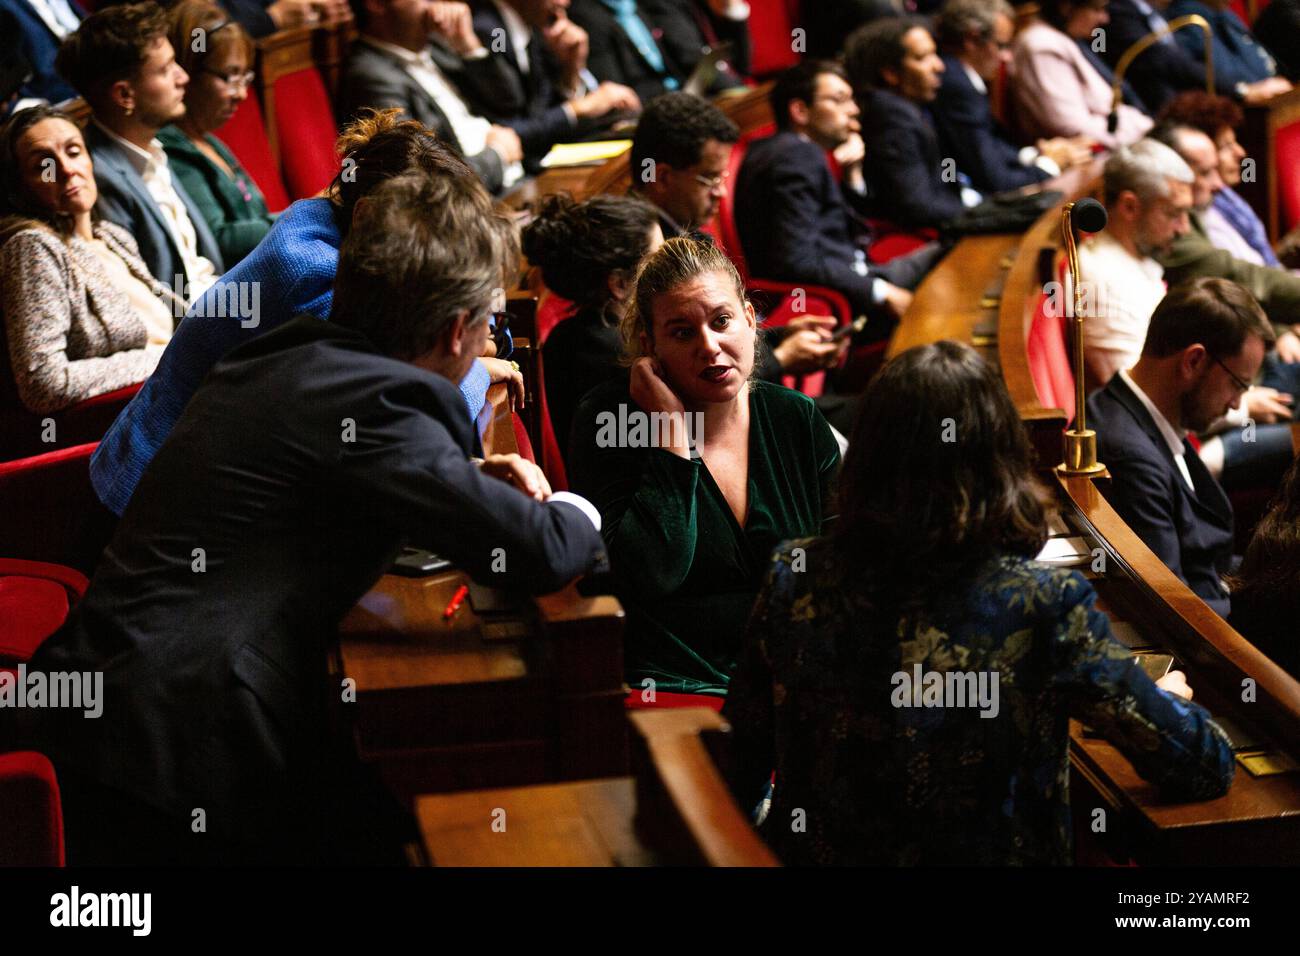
[1168,0,1279,87]
[725,546,1235,865]
[91,198,491,515]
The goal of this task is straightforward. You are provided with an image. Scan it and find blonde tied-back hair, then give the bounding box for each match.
[620,235,749,364]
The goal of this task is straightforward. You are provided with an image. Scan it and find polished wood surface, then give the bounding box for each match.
[334,566,627,805]
[417,708,778,866]
[418,777,655,866]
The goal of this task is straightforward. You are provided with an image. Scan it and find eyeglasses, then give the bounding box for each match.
[1209,353,1252,394]
[691,169,730,190]
[203,69,255,91]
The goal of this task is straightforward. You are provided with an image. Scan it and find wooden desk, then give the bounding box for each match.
[419,777,656,866]
[417,708,779,866]
[333,567,627,807]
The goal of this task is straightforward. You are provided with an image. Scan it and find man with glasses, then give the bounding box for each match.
[735,60,945,332]
[56,1,223,299]
[1088,277,1276,617]
[931,0,1093,194]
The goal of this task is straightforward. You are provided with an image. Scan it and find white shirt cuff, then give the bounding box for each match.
[548,491,602,531]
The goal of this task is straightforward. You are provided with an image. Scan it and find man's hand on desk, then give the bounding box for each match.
[1241,77,1293,106]
[1275,329,1300,364]
[879,282,913,320]
[478,453,552,500]
[481,357,525,410]
[1156,669,1193,701]
[772,315,847,374]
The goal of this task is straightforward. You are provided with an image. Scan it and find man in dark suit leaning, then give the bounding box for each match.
[735,60,945,330]
[931,0,1093,194]
[1089,277,1275,617]
[467,0,639,167]
[340,0,526,193]
[19,170,608,864]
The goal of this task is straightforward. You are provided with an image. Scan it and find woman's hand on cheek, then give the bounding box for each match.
[630,356,687,417]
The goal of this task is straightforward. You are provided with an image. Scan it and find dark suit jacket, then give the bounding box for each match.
[0,0,81,110]
[469,1,578,163]
[84,122,224,293]
[1103,0,1232,112]
[735,129,881,316]
[568,0,745,105]
[860,87,967,230]
[1254,0,1300,81]
[1088,373,1234,616]
[339,38,512,193]
[22,316,606,851]
[1169,0,1278,87]
[930,55,1050,195]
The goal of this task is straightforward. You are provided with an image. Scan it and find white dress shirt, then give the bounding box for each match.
[25,0,80,38]
[92,120,218,301]
[363,36,525,188]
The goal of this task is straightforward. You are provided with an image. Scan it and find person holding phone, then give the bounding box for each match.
[567,235,841,698]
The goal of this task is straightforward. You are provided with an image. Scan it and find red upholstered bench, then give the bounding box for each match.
[0,558,88,665]
[624,691,726,712]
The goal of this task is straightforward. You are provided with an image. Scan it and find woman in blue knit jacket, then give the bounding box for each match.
[92,110,522,516]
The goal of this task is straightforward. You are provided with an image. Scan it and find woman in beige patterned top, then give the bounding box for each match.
[0,105,183,414]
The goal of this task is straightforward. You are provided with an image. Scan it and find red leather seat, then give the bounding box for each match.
[1026,262,1077,425]
[0,443,108,575]
[748,0,802,78]
[269,67,342,200]
[0,558,87,665]
[0,751,65,867]
[1275,118,1300,235]
[215,94,292,213]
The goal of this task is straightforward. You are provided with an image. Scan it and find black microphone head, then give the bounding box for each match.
[1073,198,1108,234]
[1107,110,1119,135]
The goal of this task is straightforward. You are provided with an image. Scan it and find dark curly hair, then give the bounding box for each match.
[522,193,659,309]
[630,92,738,183]
[56,1,171,107]
[833,340,1052,605]
[1156,90,1245,140]
[843,16,928,92]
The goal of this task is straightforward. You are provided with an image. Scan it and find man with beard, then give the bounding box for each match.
[1088,277,1275,617]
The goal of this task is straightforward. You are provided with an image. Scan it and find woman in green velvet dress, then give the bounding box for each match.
[568,236,841,698]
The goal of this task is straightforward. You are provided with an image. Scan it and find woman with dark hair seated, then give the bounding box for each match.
[724,340,1235,865]
[0,105,181,414]
[1229,457,1300,679]
[568,236,841,699]
[160,0,275,267]
[91,108,522,516]
[522,193,662,454]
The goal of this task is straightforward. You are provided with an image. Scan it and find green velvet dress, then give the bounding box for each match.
[568,378,841,696]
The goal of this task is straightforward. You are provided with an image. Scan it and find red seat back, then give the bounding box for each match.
[270,68,342,200]
[1276,118,1300,235]
[1027,261,1076,425]
[748,0,802,78]
[0,443,110,575]
[215,94,292,213]
[0,751,65,866]
[0,558,87,665]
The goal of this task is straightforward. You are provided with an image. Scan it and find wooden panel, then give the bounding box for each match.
[1237,86,1300,242]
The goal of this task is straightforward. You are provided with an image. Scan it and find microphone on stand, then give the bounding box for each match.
[1107,14,1215,134]
[1058,197,1109,476]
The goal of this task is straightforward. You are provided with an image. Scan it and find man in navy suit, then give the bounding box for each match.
[1103,0,1288,109]
[56,2,222,300]
[1088,276,1275,617]
[735,60,945,328]
[0,0,83,114]
[931,0,1092,194]
[845,16,975,230]
[467,0,639,166]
